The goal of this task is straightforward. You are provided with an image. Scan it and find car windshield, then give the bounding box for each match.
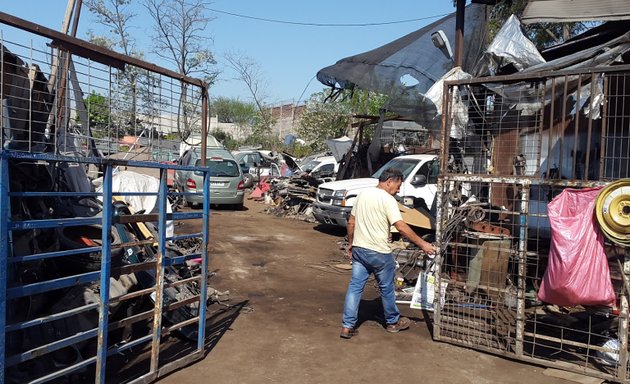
[196,158,241,177]
[371,158,420,180]
[300,160,320,172]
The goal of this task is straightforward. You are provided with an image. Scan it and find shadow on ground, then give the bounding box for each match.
[107,300,250,383]
[353,298,429,333]
[312,224,347,237]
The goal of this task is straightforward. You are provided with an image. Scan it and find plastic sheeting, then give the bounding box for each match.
[425,67,472,139]
[94,171,174,238]
[483,18,630,78]
[325,136,353,163]
[485,15,546,73]
[483,21,629,118]
[538,187,616,307]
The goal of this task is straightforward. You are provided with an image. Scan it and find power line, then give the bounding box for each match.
[209,8,448,27]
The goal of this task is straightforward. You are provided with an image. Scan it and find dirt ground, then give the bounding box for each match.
[158,198,569,384]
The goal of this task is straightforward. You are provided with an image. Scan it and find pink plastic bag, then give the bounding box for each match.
[538,187,616,307]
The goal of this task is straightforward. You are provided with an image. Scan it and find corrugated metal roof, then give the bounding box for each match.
[522,0,630,24]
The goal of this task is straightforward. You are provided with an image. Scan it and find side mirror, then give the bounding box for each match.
[411,174,427,187]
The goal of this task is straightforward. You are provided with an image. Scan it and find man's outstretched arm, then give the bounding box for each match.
[393,220,437,255]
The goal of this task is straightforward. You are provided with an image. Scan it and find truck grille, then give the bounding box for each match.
[317,188,334,204]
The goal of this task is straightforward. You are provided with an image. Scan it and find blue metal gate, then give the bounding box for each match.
[0,11,214,384]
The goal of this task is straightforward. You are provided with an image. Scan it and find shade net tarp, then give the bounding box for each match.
[316,3,488,125]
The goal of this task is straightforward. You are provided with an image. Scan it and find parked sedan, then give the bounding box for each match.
[175,149,245,209]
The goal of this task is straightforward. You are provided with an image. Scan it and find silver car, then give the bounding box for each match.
[175,148,245,209]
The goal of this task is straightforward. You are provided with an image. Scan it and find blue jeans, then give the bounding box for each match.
[342,246,399,329]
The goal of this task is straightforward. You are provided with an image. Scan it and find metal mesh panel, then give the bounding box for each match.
[1,17,211,384]
[1,27,203,162]
[435,66,630,383]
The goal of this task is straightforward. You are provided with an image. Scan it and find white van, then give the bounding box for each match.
[312,154,438,227]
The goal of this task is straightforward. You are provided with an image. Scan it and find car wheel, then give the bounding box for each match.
[243,173,254,188]
[233,203,244,211]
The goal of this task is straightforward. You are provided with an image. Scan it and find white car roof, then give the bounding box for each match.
[312,156,337,164]
[389,154,438,162]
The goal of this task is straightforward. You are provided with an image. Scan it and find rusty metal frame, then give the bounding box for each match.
[0,11,206,88]
[434,65,630,383]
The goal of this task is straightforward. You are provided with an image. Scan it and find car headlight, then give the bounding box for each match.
[332,190,347,206]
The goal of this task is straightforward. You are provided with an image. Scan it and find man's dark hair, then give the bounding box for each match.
[378,168,403,183]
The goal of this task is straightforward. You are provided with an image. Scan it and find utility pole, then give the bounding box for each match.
[454,0,465,68]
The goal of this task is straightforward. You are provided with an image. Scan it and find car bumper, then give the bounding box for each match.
[185,190,245,205]
[312,202,351,227]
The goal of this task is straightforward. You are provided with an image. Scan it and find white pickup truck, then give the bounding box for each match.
[312,154,439,227]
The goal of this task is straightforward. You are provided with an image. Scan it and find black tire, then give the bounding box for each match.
[57,225,123,274]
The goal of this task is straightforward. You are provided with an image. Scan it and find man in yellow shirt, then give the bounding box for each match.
[340,168,436,339]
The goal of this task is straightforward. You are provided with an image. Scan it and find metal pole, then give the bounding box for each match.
[617,249,630,379]
[201,87,208,166]
[454,0,465,68]
[0,155,10,384]
[516,182,529,357]
[70,0,82,37]
[433,176,445,341]
[46,0,75,93]
[198,169,211,351]
[95,161,113,384]
[150,168,168,374]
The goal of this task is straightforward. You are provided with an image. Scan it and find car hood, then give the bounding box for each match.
[318,178,378,192]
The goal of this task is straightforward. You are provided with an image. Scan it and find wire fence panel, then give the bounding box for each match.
[1,15,212,384]
[1,19,206,164]
[434,65,630,383]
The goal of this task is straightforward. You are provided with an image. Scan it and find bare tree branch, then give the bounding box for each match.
[144,0,218,141]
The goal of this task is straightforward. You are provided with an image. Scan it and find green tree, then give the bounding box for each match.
[241,133,282,151]
[297,89,389,151]
[297,91,351,151]
[84,91,110,127]
[210,128,238,150]
[210,97,257,125]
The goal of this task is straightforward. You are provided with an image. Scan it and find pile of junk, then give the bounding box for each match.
[253,142,349,222]
[256,166,340,223]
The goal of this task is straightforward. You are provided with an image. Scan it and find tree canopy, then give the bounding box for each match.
[210,97,257,125]
[297,89,389,151]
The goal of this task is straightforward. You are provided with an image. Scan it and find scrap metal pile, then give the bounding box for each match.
[255,169,336,223]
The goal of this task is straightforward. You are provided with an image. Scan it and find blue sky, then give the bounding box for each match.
[2,1,456,105]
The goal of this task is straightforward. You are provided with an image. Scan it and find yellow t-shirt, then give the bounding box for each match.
[350,187,403,254]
